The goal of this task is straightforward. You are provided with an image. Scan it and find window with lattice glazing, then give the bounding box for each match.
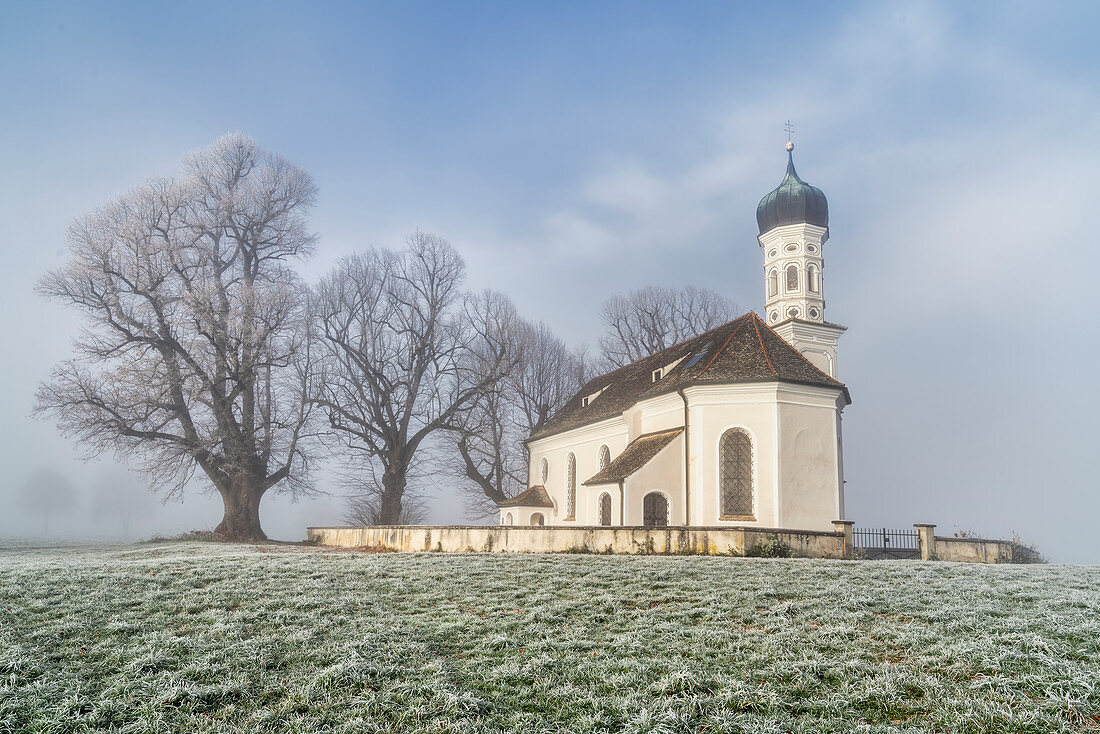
[719,429,754,518]
[599,493,612,526]
[598,445,610,471]
[642,493,668,527]
[565,453,576,519]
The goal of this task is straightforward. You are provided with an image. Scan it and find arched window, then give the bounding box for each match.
[642,493,668,527]
[719,429,754,518]
[530,513,545,526]
[504,512,513,526]
[540,457,548,483]
[786,264,799,291]
[565,453,576,519]
[767,269,778,298]
[598,493,612,526]
[598,445,611,471]
[808,264,820,293]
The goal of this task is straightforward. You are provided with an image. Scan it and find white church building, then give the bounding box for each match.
[499,143,851,532]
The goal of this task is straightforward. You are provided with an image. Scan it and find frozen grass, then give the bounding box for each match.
[1,542,1098,733]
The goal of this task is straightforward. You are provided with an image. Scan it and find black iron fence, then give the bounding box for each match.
[853,527,921,560]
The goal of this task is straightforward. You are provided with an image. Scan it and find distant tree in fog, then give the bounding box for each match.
[89,466,157,539]
[598,285,741,368]
[35,134,321,542]
[19,468,77,536]
[312,233,521,525]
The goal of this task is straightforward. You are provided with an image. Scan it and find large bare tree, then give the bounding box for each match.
[447,320,580,515]
[312,232,519,525]
[35,134,320,541]
[598,285,741,367]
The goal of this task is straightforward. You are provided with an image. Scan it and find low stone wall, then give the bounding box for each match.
[933,536,1019,563]
[306,524,850,558]
[913,523,1031,563]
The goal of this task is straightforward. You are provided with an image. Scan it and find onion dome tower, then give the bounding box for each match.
[756,142,845,378]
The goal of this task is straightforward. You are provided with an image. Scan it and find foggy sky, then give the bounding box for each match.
[2,1,1098,561]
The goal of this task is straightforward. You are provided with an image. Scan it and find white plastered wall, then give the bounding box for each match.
[683,384,780,527]
[524,417,629,526]
[621,433,684,525]
[775,386,846,531]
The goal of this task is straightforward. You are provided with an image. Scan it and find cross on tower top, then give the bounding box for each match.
[784,120,795,141]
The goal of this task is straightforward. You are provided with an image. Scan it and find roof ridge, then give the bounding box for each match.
[579,312,752,387]
[751,314,779,378]
[695,313,752,377]
[754,316,846,387]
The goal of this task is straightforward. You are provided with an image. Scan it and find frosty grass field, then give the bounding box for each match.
[1,542,1098,734]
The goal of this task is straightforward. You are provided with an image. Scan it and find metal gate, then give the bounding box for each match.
[853,527,921,559]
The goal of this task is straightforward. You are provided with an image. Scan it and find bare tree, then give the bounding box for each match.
[342,479,430,526]
[19,468,78,536]
[598,285,741,367]
[312,232,518,525]
[35,134,320,541]
[447,319,580,516]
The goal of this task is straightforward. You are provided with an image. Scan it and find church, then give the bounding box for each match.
[498,143,851,532]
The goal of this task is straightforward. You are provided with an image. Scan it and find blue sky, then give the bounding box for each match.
[2,1,1099,560]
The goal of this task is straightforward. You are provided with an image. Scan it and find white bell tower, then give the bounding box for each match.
[756,142,845,378]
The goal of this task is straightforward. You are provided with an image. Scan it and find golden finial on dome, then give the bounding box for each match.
[786,141,794,152]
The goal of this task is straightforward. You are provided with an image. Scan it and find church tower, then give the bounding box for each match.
[756,142,845,378]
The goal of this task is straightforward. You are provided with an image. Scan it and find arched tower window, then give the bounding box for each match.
[642,493,668,527]
[598,493,612,526]
[719,429,754,519]
[540,457,548,483]
[598,445,611,471]
[565,453,576,519]
[808,264,820,293]
[767,269,778,298]
[786,264,799,291]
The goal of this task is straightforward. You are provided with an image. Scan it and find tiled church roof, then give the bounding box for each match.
[582,428,683,486]
[530,311,849,442]
[496,485,555,508]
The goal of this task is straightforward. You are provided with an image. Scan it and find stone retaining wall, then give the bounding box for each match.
[305,523,851,558]
[933,536,1019,563]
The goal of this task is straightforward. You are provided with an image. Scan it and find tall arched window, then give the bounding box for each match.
[598,445,611,471]
[504,512,513,526]
[808,264,820,293]
[767,269,778,297]
[786,264,799,291]
[642,493,668,527]
[598,493,612,526]
[719,429,754,518]
[540,457,548,483]
[565,453,576,519]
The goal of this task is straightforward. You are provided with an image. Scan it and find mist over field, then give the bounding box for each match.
[2,1,1099,560]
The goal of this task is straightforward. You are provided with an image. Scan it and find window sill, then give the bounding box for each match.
[563,516,576,522]
[719,515,757,522]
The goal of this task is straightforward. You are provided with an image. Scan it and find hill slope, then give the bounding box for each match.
[1,542,1097,733]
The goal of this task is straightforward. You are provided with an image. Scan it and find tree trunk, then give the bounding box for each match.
[214,476,267,541]
[379,469,406,525]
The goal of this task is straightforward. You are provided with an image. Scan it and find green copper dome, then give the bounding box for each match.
[756,147,829,235]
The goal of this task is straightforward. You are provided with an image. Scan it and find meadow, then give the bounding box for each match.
[1,541,1097,733]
